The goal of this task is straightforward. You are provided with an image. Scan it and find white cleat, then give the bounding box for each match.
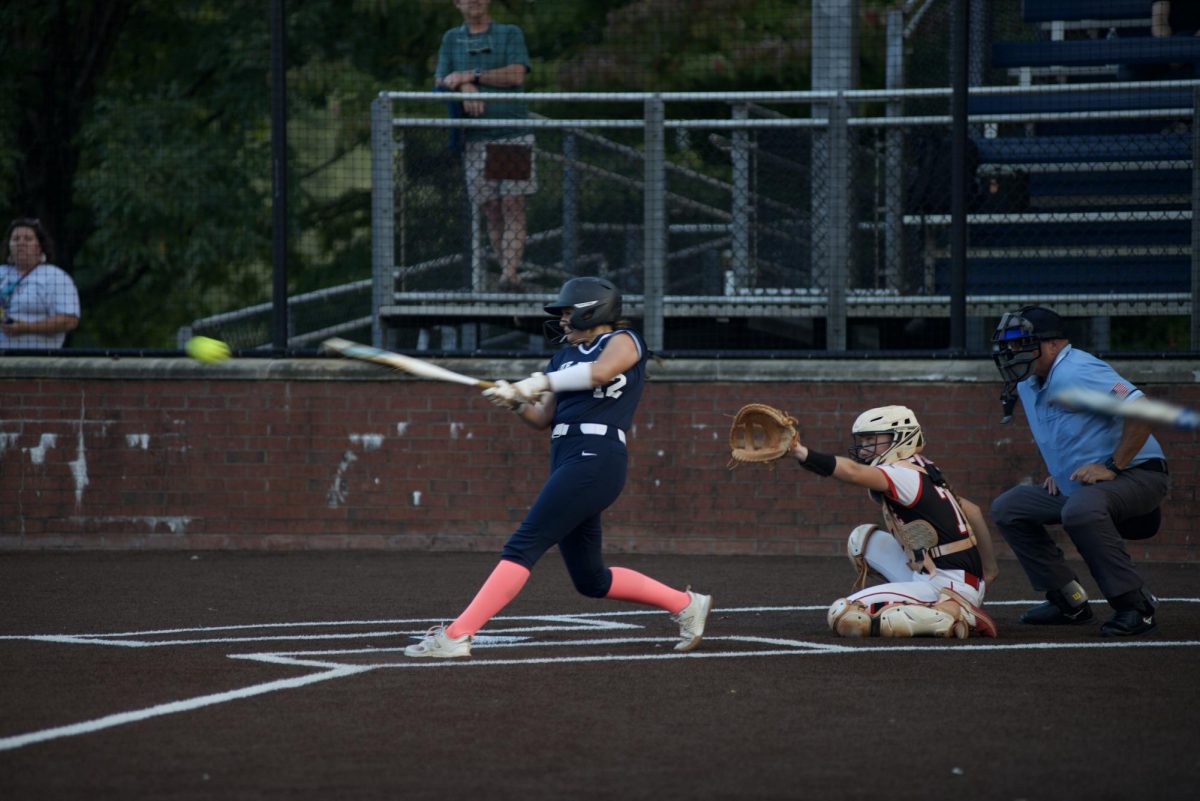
[671,590,713,652]
[404,625,472,658]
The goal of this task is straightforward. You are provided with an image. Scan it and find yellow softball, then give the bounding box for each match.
[185,336,232,364]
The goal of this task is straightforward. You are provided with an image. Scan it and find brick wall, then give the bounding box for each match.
[1,358,1196,561]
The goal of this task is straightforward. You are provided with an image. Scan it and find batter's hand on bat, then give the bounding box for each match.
[512,372,551,403]
[483,380,525,411]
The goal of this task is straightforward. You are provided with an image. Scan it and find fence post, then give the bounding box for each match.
[948,0,969,352]
[884,8,904,293]
[730,103,752,292]
[562,132,579,276]
[812,0,857,351]
[825,96,849,351]
[270,0,289,350]
[370,95,395,349]
[1192,88,1200,351]
[643,95,666,352]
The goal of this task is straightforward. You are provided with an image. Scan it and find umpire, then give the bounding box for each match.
[990,306,1169,637]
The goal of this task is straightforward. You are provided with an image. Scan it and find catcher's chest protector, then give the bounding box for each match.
[877,467,977,574]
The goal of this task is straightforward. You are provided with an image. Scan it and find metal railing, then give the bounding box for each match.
[364,81,1198,353]
[179,80,1199,354]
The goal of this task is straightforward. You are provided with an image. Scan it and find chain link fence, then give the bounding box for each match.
[370,82,1197,354]
[2,1,1195,356]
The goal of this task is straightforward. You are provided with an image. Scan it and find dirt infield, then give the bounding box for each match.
[2,551,1198,800]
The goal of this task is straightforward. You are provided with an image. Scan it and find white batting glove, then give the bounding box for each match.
[482,380,525,411]
[512,371,551,403]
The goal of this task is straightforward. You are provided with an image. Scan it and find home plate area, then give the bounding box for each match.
[5,600,1200,753]
[27,601,1200,673]
[257,606,847,668]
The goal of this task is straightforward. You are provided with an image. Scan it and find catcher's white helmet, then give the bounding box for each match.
[849,406,924,466]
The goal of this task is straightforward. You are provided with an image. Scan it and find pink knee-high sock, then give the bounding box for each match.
[446,559,531,639]
[605,566,691,614]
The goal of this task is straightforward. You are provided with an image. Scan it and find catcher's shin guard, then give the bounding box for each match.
[828,594,992,639]
[828,597,964,639]
[825,597,964,642]
[878,603,968,639]
[847,524,883,591]
[934,588,999,638]
[827,598,876,637]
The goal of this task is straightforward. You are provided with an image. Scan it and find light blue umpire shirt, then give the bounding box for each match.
[1017,344,1165,496]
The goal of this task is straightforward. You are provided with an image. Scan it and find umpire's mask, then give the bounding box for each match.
[991,305,1065,386]
[991,306,1066,422]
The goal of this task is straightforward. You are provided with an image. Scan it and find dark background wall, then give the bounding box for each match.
[1,358,1196,562]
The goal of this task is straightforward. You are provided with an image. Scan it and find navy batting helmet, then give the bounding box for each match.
[544,277,622,332]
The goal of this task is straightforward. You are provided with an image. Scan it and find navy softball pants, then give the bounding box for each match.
[501,433,627,598]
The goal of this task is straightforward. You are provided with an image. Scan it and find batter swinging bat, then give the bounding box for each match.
[1051,386,1200,430]
[322,338,495,389]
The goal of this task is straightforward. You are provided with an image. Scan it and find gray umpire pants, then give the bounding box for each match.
[990,467,1170,602]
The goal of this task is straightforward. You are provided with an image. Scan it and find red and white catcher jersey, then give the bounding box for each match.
[873,455,983,578]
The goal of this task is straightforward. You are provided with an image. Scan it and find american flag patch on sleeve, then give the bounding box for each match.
[1110,382,1131,399]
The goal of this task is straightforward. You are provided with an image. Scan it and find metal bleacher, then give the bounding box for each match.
[960,2,1197,305]
[968,85,1193,115]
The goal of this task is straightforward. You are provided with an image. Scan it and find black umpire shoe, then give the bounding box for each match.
[1019,600,1094,625]
[1100,587,1160,637]
[1099,609,1158,637]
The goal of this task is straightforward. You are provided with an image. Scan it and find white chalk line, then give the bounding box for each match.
[14,623,642,649]
[234,631,1200,665]
[0,612,653,642]
[3,601,1198,753]
[0,665,373,753]
[4,599,1196,643]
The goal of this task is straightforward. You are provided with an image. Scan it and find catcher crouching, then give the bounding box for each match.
[731,403,999,639]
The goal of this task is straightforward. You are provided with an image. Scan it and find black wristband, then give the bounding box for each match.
[1104,456,1122,474]
[799,449,837,477]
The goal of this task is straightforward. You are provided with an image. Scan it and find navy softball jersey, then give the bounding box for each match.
[548,328,646,431]
[500,329,647,595]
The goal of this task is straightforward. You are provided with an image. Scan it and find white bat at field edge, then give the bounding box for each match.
[322,338,496,389]
[1050,386,1200,430]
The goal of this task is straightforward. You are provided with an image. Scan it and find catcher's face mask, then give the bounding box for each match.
[849,432,894,465]
[848,406,924,466]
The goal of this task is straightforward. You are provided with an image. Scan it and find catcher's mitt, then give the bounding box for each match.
[728,403,799,468]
